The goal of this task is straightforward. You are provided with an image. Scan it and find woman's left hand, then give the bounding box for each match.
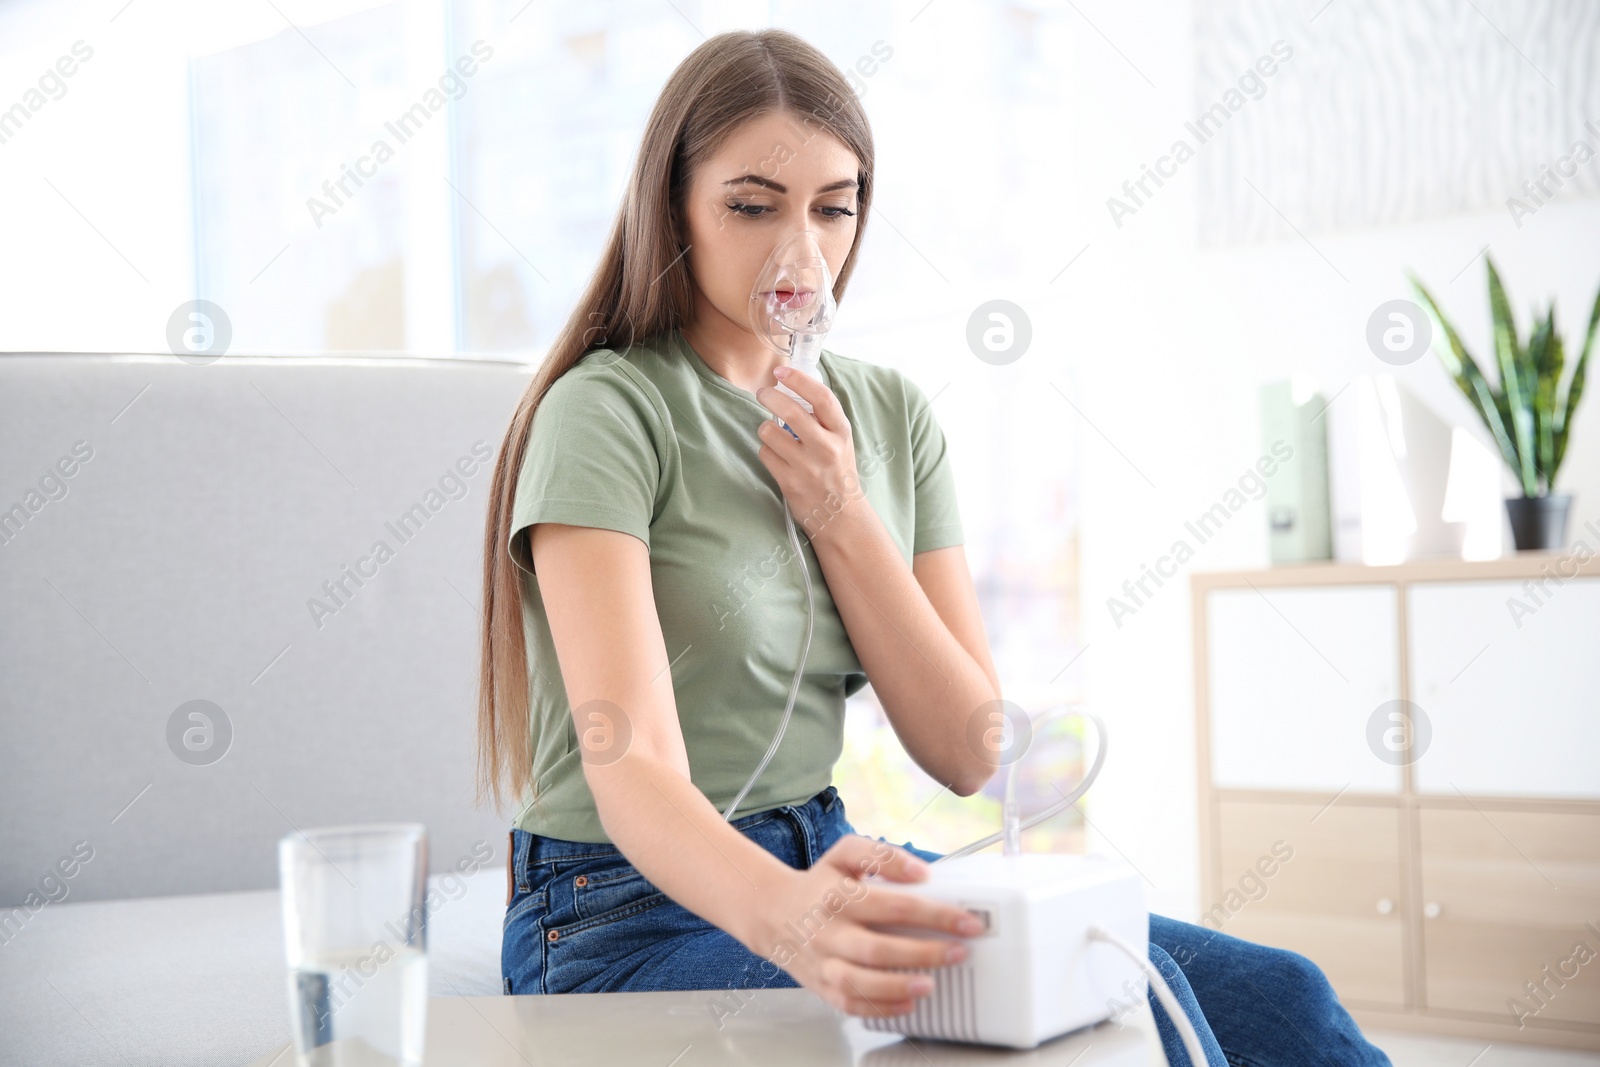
[755,366,865,542]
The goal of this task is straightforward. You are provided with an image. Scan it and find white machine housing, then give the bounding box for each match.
[859,853,1148,1050]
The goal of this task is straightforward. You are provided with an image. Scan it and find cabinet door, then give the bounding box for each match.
[1418,808,1600,1029]
[1408,578,1600,799]
[1214,799,1406,1007]
[1207,585,1401,793]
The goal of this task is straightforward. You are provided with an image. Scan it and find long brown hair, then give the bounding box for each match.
[475,28,877,814]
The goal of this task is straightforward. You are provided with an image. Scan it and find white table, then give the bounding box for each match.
[244,988,1166,1066]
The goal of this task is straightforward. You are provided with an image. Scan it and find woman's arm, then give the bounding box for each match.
[756,369,1001,798]
[529,521,983,1015]
[810,512,1002,797]
[528,522,794,938]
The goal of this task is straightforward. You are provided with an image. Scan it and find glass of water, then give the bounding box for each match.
[279,823,429,1067]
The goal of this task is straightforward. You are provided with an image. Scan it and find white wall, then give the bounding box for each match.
[1059,0,1600,918]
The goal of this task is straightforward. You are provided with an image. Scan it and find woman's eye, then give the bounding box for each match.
[725,202,856,221]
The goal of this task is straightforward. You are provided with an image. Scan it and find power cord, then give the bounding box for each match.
[1087,924,1210,1067]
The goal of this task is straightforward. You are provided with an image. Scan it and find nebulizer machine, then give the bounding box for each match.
[716,230,1208,1061]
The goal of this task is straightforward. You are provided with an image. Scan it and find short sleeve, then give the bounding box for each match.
[902,373,964,554]
[508,362,662,576]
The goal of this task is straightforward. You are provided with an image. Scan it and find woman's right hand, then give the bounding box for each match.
[737,834,986,1017]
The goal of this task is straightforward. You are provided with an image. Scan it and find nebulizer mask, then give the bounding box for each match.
[748,228,839,434]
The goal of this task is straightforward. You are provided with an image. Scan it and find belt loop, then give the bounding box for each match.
[505,830,514,906]
[515,829,533,894]
[782,804,820,868]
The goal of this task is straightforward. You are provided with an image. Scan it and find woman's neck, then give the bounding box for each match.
[680,297,785,396]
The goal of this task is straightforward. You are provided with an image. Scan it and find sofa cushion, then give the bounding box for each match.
[0,352,533,907]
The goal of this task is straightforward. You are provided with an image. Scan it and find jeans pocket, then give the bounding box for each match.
[504,881,548,932]
[570,862,667,926]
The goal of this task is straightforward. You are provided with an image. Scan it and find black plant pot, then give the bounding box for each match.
[1504,493,1573,551]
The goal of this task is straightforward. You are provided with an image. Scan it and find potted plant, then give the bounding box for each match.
[1409,256,1598,551]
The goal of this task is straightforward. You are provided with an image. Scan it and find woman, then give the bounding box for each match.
[477,27,1390,1066]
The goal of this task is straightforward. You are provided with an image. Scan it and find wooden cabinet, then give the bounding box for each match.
[1214,799,1407,1008]
[1418,807,1600,1029]
[1194,555,1600,1051]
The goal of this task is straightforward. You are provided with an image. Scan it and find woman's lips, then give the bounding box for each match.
[767,289,815,309]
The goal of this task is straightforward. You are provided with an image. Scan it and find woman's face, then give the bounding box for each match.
[681,110,861,347]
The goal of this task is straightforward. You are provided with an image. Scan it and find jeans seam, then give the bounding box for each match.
[778,805,818,867]
[505,886,547,930]
[531,847,625,864]
[581,864,646,887]
[547,892,670,940]
[731,810,782,834]
[537,905,549,995]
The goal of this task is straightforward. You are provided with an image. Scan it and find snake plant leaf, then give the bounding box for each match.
[1533,302,1562,382]
[1409,272,1521,478]
[1529,308,1556,491]
[1485,256,1538,495]
[1554,280,1600,476]
[1487,368,1515,473]
[1541,301,1567,422]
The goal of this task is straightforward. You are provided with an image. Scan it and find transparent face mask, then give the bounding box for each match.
[747,229,838,406]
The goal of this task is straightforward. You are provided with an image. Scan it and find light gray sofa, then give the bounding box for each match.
[0,352,536,1066]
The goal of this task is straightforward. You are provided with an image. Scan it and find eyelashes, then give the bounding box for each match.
[726,202,856,221]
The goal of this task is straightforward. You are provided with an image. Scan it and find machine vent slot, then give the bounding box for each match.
[861,964,978,1043]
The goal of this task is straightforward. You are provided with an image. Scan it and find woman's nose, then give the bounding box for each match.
[774,223,820,248]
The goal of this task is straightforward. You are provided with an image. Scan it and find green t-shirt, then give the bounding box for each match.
[507,325,964,842]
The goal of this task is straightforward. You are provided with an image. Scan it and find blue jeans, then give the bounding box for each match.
[502,786,1390,1066]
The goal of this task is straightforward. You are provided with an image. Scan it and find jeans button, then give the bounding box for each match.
[574,874,588,887]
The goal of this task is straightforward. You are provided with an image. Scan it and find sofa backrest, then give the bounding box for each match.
[1,352,536,904]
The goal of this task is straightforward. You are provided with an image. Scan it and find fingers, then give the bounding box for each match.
[853,883,982,940]
[769,365,847,434]
[823,835,929,884]
[755,412,802,459]
[833,923,969,974]
[837,989,915,1018]
[870,849,933,883]
[755,382,813,434]
[820,959,931,1018]
[792,839,979,1019]
[820,838,980,937]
